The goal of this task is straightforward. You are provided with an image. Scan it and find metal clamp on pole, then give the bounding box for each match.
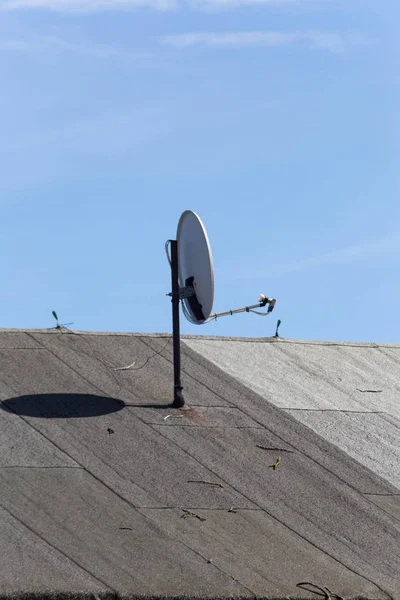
[166,286,195,300]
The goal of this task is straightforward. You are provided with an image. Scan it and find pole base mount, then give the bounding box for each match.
[172,387,185,408]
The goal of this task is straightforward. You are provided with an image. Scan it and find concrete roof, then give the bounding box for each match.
[184,336,400,491]
[0,330,399,600]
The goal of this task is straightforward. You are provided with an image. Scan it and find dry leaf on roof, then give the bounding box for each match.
[269,457,281,470]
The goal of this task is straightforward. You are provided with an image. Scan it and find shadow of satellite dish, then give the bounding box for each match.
[1,393,124,419]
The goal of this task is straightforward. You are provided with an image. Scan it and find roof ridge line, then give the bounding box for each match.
[0,328,399,348]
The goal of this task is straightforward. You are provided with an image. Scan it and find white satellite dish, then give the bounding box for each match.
[176,210,214,324]
[165,210,276,408]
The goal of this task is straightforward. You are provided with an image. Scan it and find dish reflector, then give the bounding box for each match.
[176,210,214,324]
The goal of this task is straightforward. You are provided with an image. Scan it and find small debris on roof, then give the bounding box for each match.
[269,457,281,470]
[180,508,206,522]
[164,414,184,420]
[188,480,224,488]
[257,445,294,453]
[113,362,136,371]
[228,507,237,513]
[356,388,382,393]
[107,428,114,434]
[296,581,344,600]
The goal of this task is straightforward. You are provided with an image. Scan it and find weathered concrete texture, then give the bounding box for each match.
[183,338,400,414]
[1,468,249,598]
[185,337,400,491]
[0,408,78,467]
[366,494,400,522]
[0,330,399,599]
[0,332,43,349]
[1,507,106,595]
[156,424,400,596]
[285,410,400,489]
[141,507,382,598]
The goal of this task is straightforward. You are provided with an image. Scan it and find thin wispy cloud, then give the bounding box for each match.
[0,40,31,51]
[1,0,175,12]
[1,0,338,11]
[0,34,151,60]
[237,236,400,280]
[163,31,367,52]
[1,107,171,192]
[188,0,333,10]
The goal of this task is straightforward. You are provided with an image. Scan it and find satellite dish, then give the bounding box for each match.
[165,209,276,408]
[176,210,214,324]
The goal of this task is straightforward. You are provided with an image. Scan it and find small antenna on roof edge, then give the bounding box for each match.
[275,319,281,338]
[51,311,74,331]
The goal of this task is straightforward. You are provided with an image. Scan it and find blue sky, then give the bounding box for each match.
[0,0,399,342]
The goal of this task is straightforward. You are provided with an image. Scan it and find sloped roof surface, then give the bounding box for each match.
[185,336,400,492]
[0,330,399,600]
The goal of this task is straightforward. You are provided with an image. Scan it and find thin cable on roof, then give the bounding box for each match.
[180,508,206,522]
[257,445,294,453]
[187,480,224,488]
[296,581,344,600]
[59,328,170,374]
[127,338,170,370]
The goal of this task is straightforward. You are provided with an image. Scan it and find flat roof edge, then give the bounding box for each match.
[0,328,398,348]
[0,594,381,600]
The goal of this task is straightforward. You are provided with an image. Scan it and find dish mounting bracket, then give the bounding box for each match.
[167,285,195,300]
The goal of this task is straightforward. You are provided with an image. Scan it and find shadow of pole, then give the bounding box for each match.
[1,395,181,418]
